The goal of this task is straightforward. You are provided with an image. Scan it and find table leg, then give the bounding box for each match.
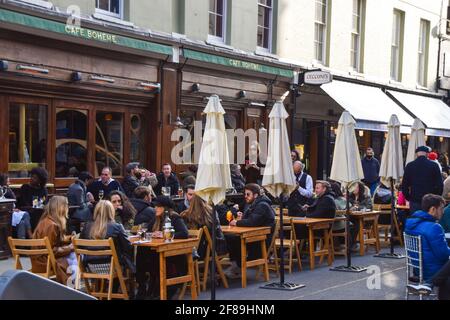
[159,252,167,300]
[241,237,247,288]
[261,239,269,281]
[308,226,315,271]
[359,217,365,256]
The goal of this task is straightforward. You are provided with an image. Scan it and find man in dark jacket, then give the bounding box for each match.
[405,194,450,282]
[176,185,195,214]
[131,186,156,227]
[154,163,180,196]
[226,184,275,278]
[361,147,380,196]
[87,167,124,201]
[122,162,141,199]
[402,146,444,214]
[67,171,94,233]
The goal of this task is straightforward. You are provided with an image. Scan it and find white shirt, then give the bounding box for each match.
[297,172,313,198]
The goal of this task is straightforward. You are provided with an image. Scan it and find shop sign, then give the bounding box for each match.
[299,70,333,86]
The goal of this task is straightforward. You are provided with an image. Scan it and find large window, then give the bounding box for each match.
[130,113,146,165]
[257,0,273,51]
[417,19,430,87]
[351,0,363,71]
[209,0,226,42]
[9,103,47,178]
[55,109,88,178]
[95,0,122,18]
[391,10,404,81]
[314,0,328,64]
[96,112,123,176]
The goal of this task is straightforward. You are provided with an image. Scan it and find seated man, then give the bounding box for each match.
[405,194,450,283]
[87,167,124,201]
[176,184,195,214]
[154,163,180,196]
[131,186,156,227]
[225,183,275,279]
[439,202,450,234]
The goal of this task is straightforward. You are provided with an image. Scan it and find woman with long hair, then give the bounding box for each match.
[80,200,134,273]
[32,196,75,285]
[349,181,372,210]
[107,190,136,229]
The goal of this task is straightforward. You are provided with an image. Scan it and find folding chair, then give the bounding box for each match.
[374,204,403,247]
[265,218,280,276]
[331,215,348,258]
[275,218,302,273]
[8,236,57,280]
[179,228,203,299]
[73,238,128,300]
[403,233,436,300]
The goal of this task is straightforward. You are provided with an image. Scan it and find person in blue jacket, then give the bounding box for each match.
[405,194,450,282]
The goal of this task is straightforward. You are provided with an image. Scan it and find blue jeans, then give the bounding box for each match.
[369,182,379,196]
[16,212,32,239]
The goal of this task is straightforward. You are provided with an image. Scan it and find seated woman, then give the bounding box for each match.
[17,167,49,209]
[180,195,228,259]
[31,196,76,286]
[135,196,188,299]
[349,182,373,211]
[107,190,137,230]
[80,200,134,275]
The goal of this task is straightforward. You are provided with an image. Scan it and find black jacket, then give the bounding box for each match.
[154,172,180,196]
[306,192,336,219]
[87,179,124,201]
[361,156,380,184]
[122,175,140,199]
[154,211,189,239]
[17,184,48,209]
[237,195,275,230]
[402,156,444,203]
[131,199,156,227]
[231,173,246,193]
[80,222,135,273]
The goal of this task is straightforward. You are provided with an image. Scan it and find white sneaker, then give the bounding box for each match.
[407,284,432,295]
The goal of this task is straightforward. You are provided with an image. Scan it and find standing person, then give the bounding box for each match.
[226,184,275,278]
[107,190,136,230]
[286,161,314,217]
[291,149,301,163]
[176,184,195,214]
[17,167,48,208]
[402,146,444,214]
[241,141,264,185]
[154,163,180,196]
[429,152,443,173]
[32,196,76,285]
[405,194,450,283]
[361,147,380,196]
[87,167,123,201]
[230,164,246,193]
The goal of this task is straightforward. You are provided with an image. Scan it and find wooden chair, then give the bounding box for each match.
[274,218,302,273]
[179,228,203,299]
[361,213,381,254]
[200,226,229,291]
[73,238,128,300]
[265,218,280,276]
[8,236,56,280]
[299,221,334,270]
[331,215,348,258]
[373,204,403,247]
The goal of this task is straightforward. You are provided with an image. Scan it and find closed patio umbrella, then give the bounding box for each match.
[195,94,233,300]
[405,118,426,166]
[376,114,405,259]
[261,101,304,291]
[329,111,367,273]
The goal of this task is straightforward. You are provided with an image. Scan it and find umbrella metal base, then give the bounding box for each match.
[330,265,367,273]
[260,282,305,291]
[374,253,405,259]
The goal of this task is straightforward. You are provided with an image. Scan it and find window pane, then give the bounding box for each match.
[217,0,224,15]
[97,0,109,11]
[130,114,146,165]
[216,14,223,37]
[210,0,216,12]
[209,13,216,35]
[55,109,88,178]
[257,26,264,47]
[9,103,47,178]
[110,0,120,14]
[258,6,265,27]
[96,112,123,176]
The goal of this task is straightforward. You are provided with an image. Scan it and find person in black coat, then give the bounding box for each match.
[153,164,180,196]
[0,173,16,200]
[402,146,444,214]
[226,184,275,277]
[67,171,94,234]
[122,162,141,199]
[17,167,48,209]
[131,186,156,227]
[87,167,124,201]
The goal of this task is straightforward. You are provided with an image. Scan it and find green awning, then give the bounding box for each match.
[184,49,294,78]
[0,8,173,56]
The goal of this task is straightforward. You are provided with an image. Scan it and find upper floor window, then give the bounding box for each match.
[257,0,273,51]
[391,9,404,81]
[314,0,328,64]
[417,19,430,87]
[350,0,363,71]
[95,0,122,19]
[209,0,227,42]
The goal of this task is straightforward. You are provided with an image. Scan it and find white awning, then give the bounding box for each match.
[387,90,450,137]
[321,80,414,133]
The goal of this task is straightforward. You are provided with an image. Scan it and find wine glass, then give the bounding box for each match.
[98,190,104,201]
[226,211,233,228]
[140,223,148,234]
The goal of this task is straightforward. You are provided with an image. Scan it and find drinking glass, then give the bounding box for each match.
[0,186,5,199]
[140,223,148,234]
[226,211,233,228]
[178,186,183,198]
[98,190,104,200]
[162,187,171,197]
[145,232,152,242]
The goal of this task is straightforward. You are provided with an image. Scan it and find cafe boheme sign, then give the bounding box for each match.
[65,25,118,44]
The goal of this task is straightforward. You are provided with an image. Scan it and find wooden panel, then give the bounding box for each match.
[181,82,267,101]
[87,106,96,177]
[123,112,131,171]
[0,95,7,173]
[47,100,56,182]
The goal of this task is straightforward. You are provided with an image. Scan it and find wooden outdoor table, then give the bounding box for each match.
[221,226,271,288]
[347,211,381,256]
[130,237,198,300]
[288,217,335,270]
[396,205,410,211]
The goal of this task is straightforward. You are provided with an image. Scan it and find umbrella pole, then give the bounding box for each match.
[211,205,216,300]
[260,196,305,291]
[330,184,367,273]
[374,179,405,259]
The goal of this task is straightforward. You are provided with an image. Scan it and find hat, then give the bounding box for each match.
[415,146,431,153]
[125,162,140,174]
[428,152,438,161]
[153,195,175,209]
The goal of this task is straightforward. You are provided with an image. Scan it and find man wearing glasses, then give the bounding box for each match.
[225,184,275,279]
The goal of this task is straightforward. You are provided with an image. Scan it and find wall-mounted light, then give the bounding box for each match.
[238,90,247,98]
[168,112,185,128]
[104,114,113,121]
[139,82,161,93]
[192,83,200,92]
[71,71,82,82]
[439,136,444,142]
[0,60,8,71]
[90,75,115,83]
[359,130,364,137]
[16,64,49,74]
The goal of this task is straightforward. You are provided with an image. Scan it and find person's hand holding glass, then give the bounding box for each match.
[98,190,104,201]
